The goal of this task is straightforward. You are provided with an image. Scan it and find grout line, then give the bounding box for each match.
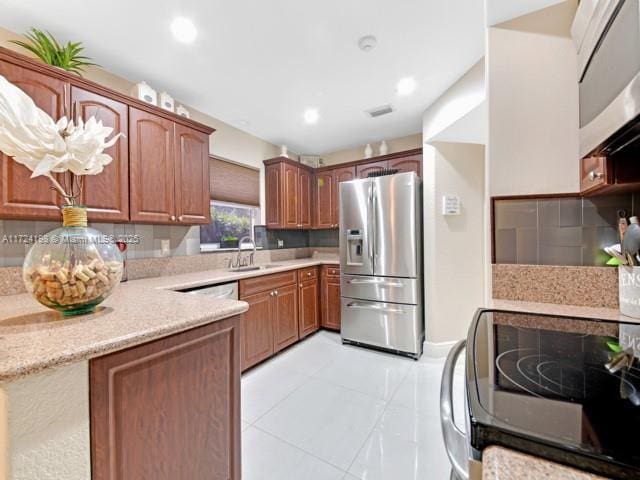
[251,424,349,474]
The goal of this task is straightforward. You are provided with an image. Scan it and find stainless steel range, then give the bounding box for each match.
[338,171,424,359]
[442,309,640,480]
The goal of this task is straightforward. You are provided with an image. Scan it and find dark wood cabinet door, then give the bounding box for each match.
[0,61,67,219]
[315,171,334,229]
[240,290,274,371]
[273,283,299,352]
[282,162,299,228]
[91,316,241,480]
[388,153,422,177]
[356,160,388,179]
[332,166,356,228]
[321,268,341,330]
[298,167,312,229]
[174,124,211,224]
[298,276,319,338]
[71,87,129,222]
[265,163,282,228]
[129,107,176,223]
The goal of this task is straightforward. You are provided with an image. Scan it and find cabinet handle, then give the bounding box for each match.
[299,283,303,288]
[178,215,184,222]
[170,215,176,221]
[307,272,312,276]
[588,170,604,182]
[274,290,278,296]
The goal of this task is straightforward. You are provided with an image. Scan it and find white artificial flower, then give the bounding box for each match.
[0,74,122,182]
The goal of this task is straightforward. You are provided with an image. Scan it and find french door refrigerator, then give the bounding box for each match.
[339,171,424,359]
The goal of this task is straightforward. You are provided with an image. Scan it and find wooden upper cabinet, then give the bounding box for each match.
[356,160,388,179]
[282,162,299,228]
[72,87,129,222]
[263,158,315,229]
[90,316,241,480]
[315,170,334,229]
[272,283,299,352]
[298,167,312,228]
[332,166,356,229]
[389,153,422,177]
[129,107,176,223]
[174,124,211,224]
[0,60,67,219]
[265,163,282,228]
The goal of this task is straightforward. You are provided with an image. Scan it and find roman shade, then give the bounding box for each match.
[209,157,260,206]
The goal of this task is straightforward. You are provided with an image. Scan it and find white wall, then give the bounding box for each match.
[422,142,486,346]
[320,133,422,166]
[422,59,486,144]
[487,1,579,196]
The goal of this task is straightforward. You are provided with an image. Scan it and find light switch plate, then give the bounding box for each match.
[442,195,461,216]
[277,239,284,248]
[160,239,171,256]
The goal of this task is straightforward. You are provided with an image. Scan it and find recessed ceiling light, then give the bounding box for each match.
[396,77,417,96]
[304,108,319,124]
[170,17,197,43]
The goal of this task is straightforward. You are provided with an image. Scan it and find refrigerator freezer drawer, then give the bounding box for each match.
[341,298,423,356]
[340,274,420,304]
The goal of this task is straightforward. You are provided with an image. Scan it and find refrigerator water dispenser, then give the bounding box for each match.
[346,229,364,266]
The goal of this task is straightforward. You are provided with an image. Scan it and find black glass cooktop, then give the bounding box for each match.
[468,309,640,479]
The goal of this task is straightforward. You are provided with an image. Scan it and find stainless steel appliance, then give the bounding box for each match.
[442,308,640,480]
[182,281,239,300]
[573,0,640,157]
[339,172,423,359]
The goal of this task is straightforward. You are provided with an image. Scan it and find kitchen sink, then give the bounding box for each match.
[229,264,280,272]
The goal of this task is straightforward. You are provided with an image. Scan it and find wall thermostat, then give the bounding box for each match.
[442,195,461,216]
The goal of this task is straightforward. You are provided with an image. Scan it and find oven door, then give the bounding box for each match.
[579,0,640,157]
[440,340,482,480]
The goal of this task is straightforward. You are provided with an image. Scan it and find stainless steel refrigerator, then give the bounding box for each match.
[339,171,423,359]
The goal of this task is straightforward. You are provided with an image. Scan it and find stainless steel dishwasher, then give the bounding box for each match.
[181,282,239,300]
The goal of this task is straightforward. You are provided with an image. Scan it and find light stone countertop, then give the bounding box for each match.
[0,257,339,383]
[482,446,608,479]
[487,298,640,324]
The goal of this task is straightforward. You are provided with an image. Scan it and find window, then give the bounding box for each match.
[200,201,260,251]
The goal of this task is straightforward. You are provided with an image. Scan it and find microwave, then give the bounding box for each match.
[574,0,640,158]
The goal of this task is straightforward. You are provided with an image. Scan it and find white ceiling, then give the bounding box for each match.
[0,0,485,155]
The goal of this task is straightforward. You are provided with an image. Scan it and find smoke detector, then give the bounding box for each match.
[365,104,394,118]
[358,35,377,52]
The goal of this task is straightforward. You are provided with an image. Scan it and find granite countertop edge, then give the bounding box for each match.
[0,258,339,383]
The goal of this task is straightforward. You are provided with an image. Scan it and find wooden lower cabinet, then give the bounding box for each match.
[272,283,299,352]
[298,271,320,338]
[321,266,341,331]
[90,316,241,480]
[239,271,299,371]
[240,290,274,370]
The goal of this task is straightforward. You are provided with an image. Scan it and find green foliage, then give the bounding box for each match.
[213,208,251,241]
[10,28,98,75]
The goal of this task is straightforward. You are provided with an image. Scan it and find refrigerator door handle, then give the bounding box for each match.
[440,339,469,480]
[346,278,403,287]
[346,301,405,314]
[372,180,379,267]
[368,181,375,269]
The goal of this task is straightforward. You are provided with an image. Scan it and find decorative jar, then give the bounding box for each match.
[22,206,123,316]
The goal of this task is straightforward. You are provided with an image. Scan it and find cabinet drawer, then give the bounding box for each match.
[580,156,609,194]
[298,266,318,281]
[239,270,297,297]
[322,265,341,278]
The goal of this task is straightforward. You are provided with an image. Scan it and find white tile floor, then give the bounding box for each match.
[241,331,465,480]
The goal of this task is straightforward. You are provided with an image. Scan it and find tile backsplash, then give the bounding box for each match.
[0,220,340,267]
[494,193,638,266]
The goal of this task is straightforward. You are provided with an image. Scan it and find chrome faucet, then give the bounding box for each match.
[233,236,256,268]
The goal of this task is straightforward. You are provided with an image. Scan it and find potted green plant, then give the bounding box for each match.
[221,235,239,249]
[10,28,97,75]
